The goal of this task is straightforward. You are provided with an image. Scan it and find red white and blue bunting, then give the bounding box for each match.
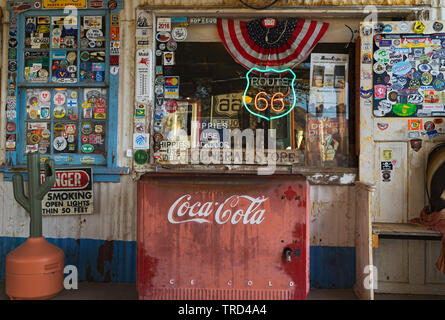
[217,18,329,70]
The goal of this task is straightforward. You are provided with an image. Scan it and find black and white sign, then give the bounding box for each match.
[41,168,93,215]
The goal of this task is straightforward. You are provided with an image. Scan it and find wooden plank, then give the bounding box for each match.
[373,222,442,237]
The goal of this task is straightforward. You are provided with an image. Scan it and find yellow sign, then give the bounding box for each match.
[43,0,87,8]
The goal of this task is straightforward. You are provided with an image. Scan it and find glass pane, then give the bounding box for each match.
[306,53,349,167]
[53,122,78,154]
[53,88,79,121]
[81,88,107,120]
[151,18,355,168]
[25,16,50,49]
[51,51,78,83]
[24,51,50,83]
[80,121,106,155]
[26,122,51,154]
[26,89,50,120]
[51,16,78,49]
[80,16,106,49]
[80,51,106,83]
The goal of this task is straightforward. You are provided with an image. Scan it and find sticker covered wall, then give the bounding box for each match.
[373,32,445,117]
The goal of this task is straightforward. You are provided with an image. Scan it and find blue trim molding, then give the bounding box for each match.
[0,236,355,288]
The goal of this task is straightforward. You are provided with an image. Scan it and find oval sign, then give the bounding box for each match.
[81,144,95,153]
[392,61,412,75]
[393,103,417,117]
[156,31,171,43]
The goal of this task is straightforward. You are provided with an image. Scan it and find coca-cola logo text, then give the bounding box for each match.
[168,194,268,225]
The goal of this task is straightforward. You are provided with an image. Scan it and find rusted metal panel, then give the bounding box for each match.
[137,174,310,300]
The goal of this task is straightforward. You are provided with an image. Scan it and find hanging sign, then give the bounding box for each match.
[41,168,93,216]
[242,67,296,121]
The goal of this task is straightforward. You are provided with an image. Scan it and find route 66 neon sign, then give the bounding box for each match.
[243,67,297,121]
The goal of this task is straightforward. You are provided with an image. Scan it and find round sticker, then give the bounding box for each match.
[374,34,382,43]
[414,21,425,34]
[53,92,66,105]
[398,21,410,32]
[42,129,50,139]
[8,61,17,72]
[53,106,66,118]
[95,125,103,133]
[154,133,163,143]
[80,51,90,61]
[155,85,164,95]
[362,25,372,36]
[53,137,67,151]
[67,51,77,63]
[424,121,435,131]
[418,64,432,73]
[155,76,165,85]
[374,49,390,63]
[374,22,385,34]
[8,38,18,48]
[134,150,149,165]
[433,22,444,32]
[165,99,178,113]
[434,79,445,91]
[26,23,36,33]
[373,62,386,74]
[383,24,393,33]
[39,90,51,102]
[172,27,187,41]
[421,72,433,85]
[166,40,177,51]
[409,79,421,90]
[29,109,38,119]
[86,29,104,40]
[81,123,93,135]
[29,134,41,144]
[159,43,166,50]
[29,96,39,106]
[388,91,398,102]
[156,49,163,57]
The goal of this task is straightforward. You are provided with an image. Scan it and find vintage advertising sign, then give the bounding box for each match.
[43,0,87,8]
[135,49,152,103]
[41,168,93,215]
[138,175,310,300]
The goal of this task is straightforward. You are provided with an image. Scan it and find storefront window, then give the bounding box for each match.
[151,17,357,169]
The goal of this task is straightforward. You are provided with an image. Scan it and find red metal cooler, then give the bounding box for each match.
[137,174,310,300]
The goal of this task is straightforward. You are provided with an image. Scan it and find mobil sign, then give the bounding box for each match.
[41,168,93,216]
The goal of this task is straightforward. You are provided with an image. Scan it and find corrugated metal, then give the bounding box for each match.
[0,175,137,241]
[138,0,431,7]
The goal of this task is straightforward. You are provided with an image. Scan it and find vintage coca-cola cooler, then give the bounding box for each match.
[137,174,310,300]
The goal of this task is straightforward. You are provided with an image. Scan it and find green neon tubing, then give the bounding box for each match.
[243,67,297,121]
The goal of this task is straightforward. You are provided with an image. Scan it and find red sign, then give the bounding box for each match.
[262,18,277,28]
[164,99,178,113]
[40,169,90,190]
[137,174,310,300]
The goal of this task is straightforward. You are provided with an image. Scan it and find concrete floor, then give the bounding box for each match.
[1,281,445,300]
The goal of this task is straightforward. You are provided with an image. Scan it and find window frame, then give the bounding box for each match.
[3,2,125,181]
[147,13,358,170]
